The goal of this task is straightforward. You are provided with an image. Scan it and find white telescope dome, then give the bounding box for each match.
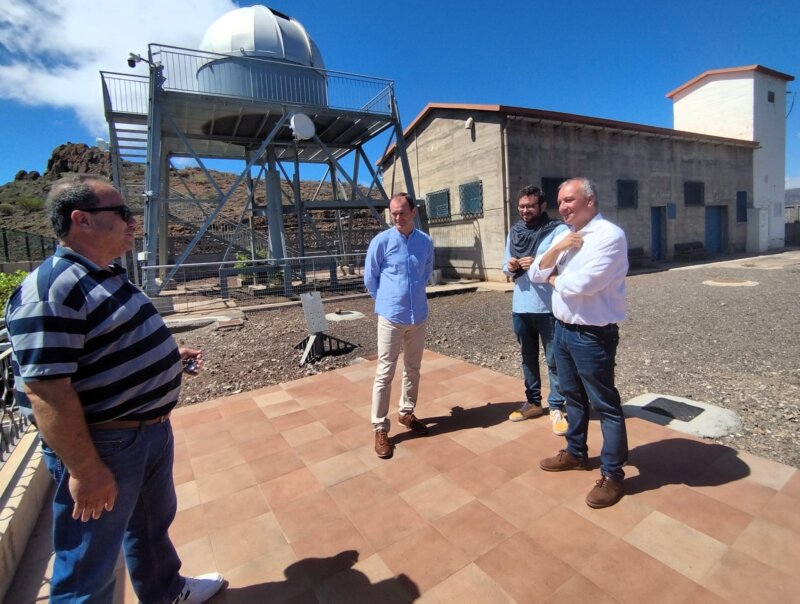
[199,5,325,70]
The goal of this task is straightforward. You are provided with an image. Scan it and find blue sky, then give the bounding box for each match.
[1,0,799,187]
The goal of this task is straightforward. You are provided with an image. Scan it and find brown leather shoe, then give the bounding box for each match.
[374,430,393,458]
[586,475,624,508]
[398,413,429,435]
[539,449,589,472]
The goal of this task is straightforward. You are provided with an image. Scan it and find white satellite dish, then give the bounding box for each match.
[290,113,315,140]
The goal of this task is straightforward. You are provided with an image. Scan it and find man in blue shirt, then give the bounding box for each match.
[364,193,434,458]
[503,185,569,433]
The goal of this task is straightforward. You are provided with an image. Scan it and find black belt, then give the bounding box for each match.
[88,413,171,431]
[556,320,617,333]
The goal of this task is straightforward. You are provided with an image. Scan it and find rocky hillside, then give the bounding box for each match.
[0,143,380,240]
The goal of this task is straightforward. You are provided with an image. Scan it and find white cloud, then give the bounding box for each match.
[786,177,800,190]
[0,0,236,134]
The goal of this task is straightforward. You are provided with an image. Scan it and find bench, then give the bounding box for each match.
[627,247,647,269]
[674,241,706,262]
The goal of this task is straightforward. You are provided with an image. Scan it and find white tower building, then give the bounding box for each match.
[667,65,794,251]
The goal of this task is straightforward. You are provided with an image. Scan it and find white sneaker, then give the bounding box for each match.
[172,573,225,603]
[549,408,568,436]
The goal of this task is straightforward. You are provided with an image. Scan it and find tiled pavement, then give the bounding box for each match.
[7,351,800,602]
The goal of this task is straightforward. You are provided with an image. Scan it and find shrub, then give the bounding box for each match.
[0,270,27,308]
[16,197,44,213]
[0,203,14,216]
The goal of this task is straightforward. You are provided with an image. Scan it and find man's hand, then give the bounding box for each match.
[179,346,204,374]
[69,460,118,521]
[517,256,534,270]
[553,232,584,253]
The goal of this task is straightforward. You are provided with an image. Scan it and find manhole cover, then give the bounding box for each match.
[702,279,758,287]
[642,397,705,422]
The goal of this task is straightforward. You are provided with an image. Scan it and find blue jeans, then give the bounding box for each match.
[511,312,564,409]
[43,421,183,603]
[553,321,628,480]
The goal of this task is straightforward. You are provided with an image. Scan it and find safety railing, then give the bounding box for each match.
[0,335,30,468]
[100,72,149,116]
[141,252,368,312]
[149,44,394,115]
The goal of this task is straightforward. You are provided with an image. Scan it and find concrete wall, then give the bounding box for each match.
[382,109,754,281]
[382,111,508,281]
[507,117,752,258]
[673,74,754,139]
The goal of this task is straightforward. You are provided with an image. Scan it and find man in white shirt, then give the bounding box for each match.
[530,178,629,508]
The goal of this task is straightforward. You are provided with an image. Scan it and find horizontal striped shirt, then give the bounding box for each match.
[5,246,182,423]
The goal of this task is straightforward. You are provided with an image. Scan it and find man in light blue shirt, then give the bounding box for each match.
[503,185,569,432]
[365,193,434,458]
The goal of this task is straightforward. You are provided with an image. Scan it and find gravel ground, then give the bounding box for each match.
[178,255,800,469]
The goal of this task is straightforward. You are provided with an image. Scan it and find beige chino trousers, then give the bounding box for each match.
[371,315,427,431]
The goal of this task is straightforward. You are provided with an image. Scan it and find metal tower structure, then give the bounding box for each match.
[99,8,417,297]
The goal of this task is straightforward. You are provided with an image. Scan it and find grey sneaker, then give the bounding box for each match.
[508,402,544,422]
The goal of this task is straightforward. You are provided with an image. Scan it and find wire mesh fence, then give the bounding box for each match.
[0,229,58,263]
[142,252,369,313]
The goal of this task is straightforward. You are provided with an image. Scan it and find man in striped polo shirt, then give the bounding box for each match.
[5,176,224,603]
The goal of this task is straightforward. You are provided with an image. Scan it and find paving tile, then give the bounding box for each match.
[580,538,703,603]
[281,421,333,448]
[371,453,440,493]
[259,467,324,509]
[639,483,754,544]
[217,544,308,603]
[207,512,287,573]
[417,562,514,603]
[379,526,470,593]
[701,548,800,603]
[290,518,374,584]
[521,505,617,571]
[294,435,348,466]
[543,573,618,604]
[623,510,727,582]
[327,472,396,518]
[202,485,270,532]
[347,494,428,550]
[195,462,258,503]
[731,516,800,575]
[443,456,515,497]
[779,469,800,498]
[399,474,475,522]
[308,451,370,487]
[271,490,348,544]
[479,477,556,530]
[760,490,800,534]
[475,532,575,601]
[433,500,518,559]
[249,448,305,484]
[190,446,248,478]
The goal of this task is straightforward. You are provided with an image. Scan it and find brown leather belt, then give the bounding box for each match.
[89,413,171,430]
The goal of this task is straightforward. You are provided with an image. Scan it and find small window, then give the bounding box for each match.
[459,180,483,218]
[736,191,748,223]
[426,189,451,223]
[541,177,566,208]
[684,181,705,206]
[768,91,775,103]
[667,203,677,219]
[617,179,638,209]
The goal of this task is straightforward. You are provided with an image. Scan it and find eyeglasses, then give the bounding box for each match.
[83,205,133,222]
[518,205,539,211]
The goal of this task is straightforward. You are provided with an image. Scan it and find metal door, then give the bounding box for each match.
[650,207,665,261]
[705,206,725,254]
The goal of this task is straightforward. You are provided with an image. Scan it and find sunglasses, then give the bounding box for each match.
[83,205,133,222]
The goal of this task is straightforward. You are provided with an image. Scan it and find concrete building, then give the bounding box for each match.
[379,65,792,281]
[667,65,794,252]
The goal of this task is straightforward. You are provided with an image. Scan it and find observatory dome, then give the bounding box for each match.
[199,5,325,70]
